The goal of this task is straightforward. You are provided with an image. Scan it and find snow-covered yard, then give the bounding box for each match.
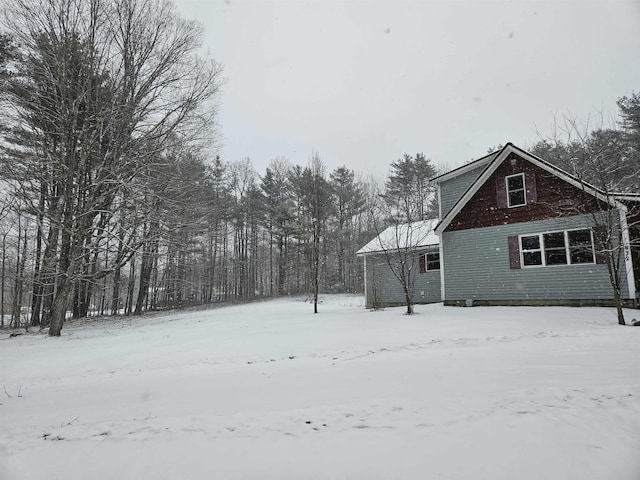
[1,296,639,480]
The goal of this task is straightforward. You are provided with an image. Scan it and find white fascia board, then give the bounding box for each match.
[619,207,636,300]
[614,194,640,203]
[435,145,514,234]
[357,244,439,257]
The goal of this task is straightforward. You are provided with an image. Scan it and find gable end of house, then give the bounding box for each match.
[435,143,622,234]
[445,151,605,232]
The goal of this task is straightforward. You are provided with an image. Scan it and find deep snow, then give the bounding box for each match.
[1,296,639,479]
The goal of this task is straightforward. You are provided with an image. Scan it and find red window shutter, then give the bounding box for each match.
[508,235,521,269]
[496,176,507,209]
[525,171,537,205]
[419,254,426,273]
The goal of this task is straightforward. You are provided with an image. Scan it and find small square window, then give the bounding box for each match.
[426,253,440,270]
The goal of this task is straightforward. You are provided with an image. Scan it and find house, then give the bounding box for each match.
[433,143,639,307]
[356,219,441,308]
[358,143,639,309]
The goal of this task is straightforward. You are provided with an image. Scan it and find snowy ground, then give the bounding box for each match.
[1,296,639,480]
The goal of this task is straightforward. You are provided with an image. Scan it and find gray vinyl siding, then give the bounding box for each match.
[364,249,441,307]
[439,165,487,218]
[441,213,630,302]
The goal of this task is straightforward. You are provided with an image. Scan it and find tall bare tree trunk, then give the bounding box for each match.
[135,222,157,315]
[1,232,6,328]
[49,276,73,336]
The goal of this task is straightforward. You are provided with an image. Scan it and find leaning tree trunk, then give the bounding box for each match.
[49,210,75,336]
[49,276,73,336]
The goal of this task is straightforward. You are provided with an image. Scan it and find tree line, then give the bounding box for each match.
[0,0,441,335]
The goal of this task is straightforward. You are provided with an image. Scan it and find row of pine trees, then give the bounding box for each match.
[0,0,439,334]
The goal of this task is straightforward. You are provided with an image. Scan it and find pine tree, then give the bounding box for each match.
[261,159,294,295]
[383,153,438,222]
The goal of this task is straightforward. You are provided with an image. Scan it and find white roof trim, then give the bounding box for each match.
[356,219,439,256]
[435,143,625,234]
[615,193,640,202]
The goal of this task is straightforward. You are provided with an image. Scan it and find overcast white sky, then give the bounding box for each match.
[173,0,640,179]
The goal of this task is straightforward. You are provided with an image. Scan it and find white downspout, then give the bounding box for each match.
[439,237,445,302]
[619,206,636,301]
[436,182,446,302]
[363,255,368,307]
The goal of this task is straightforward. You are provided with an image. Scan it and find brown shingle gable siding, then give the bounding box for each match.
[445,153,602,232]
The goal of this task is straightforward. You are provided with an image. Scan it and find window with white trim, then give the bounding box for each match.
[520,229,595,267]
[506,173,526,207]
[520,234,542,266]
[419,252,440,273]
[426,253,440,270]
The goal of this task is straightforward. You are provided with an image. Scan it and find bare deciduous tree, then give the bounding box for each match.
[1,0,222,335]
[533,114,640,324]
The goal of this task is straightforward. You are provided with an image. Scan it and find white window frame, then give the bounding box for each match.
[520,233,543,267]
[425,252,440,271]
[519,228,596,268]
[506,173,526,208]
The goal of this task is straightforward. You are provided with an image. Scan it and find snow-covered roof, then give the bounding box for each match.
[356,219,439,256]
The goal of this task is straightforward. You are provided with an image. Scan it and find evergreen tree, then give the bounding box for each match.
[329,166,365,292]
[383,153,438,222]
[261,159,294,295]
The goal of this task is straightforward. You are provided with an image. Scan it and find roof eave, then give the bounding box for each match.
[356,243,440,256]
